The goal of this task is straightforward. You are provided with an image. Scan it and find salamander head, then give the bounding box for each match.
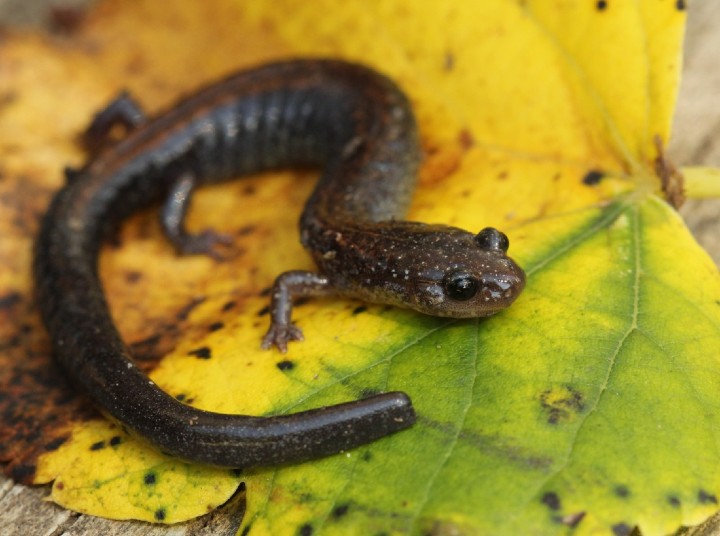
[410,227,525,318]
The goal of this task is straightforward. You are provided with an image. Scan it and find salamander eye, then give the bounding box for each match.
[475,227,509,253]
[444,271,479,301]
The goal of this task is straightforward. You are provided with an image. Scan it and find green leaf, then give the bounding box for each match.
[239,195,720,536]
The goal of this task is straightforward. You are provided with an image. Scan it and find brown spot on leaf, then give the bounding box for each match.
[125,270,142,284]
[458,129,475,151]
[699,489,718,504]
[237,224,256,236]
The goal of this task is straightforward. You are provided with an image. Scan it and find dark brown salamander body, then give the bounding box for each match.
[34,60,525,467]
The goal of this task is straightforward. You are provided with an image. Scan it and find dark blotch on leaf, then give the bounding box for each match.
[299,523,313,536]
[676,0,686,10]
[541,491,561,511]
[352,305,367,315]
[668,495,681,508]
[176,296,207,321]
[144,472,157,485]
[109,435,122,446]
[154,509,166,521]
[615,485,630,498]
[699,489,718,504]
[188,346,211,359]
[540,385,585,425]
[332,503,350,519]
[11,464,36,482]
[257,305,270,316]
[0,291,22,310]
[612,523,633,536]
[277,360,295,371]
[44,436,68,451]
[222,300,236,311]
[176,393,186,401]
[582,169,604,185]
[90,440,105,451]
[208,321,224,332]
[362,451,373,462]
[241,525,252,536]
[596,0,608,10]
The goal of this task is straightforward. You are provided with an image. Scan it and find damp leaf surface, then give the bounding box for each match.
[1,0,718,535]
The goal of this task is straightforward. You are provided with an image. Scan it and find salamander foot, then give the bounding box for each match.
[261,322,304,353]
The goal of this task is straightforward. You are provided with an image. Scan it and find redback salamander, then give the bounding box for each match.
[34,60,525,467]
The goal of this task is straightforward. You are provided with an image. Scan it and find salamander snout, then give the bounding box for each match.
[478,268,525,306]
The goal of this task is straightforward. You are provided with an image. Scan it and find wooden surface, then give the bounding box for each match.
[1,2,720,535]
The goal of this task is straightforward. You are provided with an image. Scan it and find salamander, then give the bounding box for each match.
[33,59,525,467]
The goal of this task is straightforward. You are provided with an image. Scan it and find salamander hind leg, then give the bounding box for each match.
[262,271,333,353]
[161,173,233,260]
[82,91,147,155]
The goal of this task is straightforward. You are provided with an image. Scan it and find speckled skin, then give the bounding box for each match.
[34,60,524,468]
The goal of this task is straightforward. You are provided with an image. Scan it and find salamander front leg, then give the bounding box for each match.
[262,271,333,352]
[161,173,233,259]
[82,91,147,155]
